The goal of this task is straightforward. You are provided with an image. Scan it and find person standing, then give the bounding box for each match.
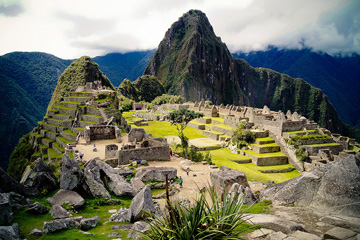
[170,148,173,156]
[179,176,183,188]
[186,167,190,176]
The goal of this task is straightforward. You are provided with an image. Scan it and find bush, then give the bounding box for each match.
[141,186,251,239]
[147,94,184,109]
[295,147,308,162]
[232,127,256,149]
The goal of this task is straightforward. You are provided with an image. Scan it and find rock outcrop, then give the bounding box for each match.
[48,189,84,209]
[210,169,250,196]
[50,204,73,219]
[20,158,57,195]
[0,168,25,195]
[129,185,156,222]
[135,167,177,182]
[110,208,132,223]
[261,155,360,217]
[0,193,13,225]
[60,154,84,191]
[127,221,150,240]
[96,160,136,197]
[26,202,49,215]
[83,159,111,199]
[0,223,20,240]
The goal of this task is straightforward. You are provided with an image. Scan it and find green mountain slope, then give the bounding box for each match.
[0,52,71,169]
[233,48,360,128]
[143,10,345,135]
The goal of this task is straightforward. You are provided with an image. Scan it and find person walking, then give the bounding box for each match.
[186,167,190,176]
[179,176,183,188]
[170,148,173,156]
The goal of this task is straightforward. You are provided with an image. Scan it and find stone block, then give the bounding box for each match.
[210,170,249,196]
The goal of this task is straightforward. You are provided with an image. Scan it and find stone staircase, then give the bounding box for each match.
[29,91,116,162]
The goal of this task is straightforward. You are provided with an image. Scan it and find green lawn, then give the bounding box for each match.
[349,145,360,151]
[132,121,206,139]
[209,148,299,183]
[251,143,279,148]
[303,143,341,147]
[244,149,287,158]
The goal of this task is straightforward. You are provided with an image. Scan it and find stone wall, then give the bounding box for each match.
[117,145,170,165]
[84,125,121,143]
[304,144,344,155]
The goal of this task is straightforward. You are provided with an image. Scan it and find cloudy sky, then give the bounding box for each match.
[0,0,359,59]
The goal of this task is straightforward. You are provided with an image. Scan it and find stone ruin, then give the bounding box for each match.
[84,125,121,144]
[105,128,170,167]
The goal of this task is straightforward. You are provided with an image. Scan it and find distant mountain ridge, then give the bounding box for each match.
[144,10,344,134]
[233,48,360,128]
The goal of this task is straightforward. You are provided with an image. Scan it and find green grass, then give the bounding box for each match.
[209,148,299,183]
[203,130,224,135]
[251,143,279,148]
[30,133,43,138]
[349,145,360,151]
[152,189,166,196]
[42,138,54,143]
[12,192,133,240]
[284,130,316,134]
[57,136,73,145]
[74,127,85,130]
[213,123,234,131]
[39,144,48,149]
[79,120,98,125]
[48,148,62,159]
[83,114,102,118]
[63,129,77,137]
[303,143,341,147]
[256,137,274,142]
[131,121,206,139]
[61,101,79,105]
[68,96,91,98]
[244,149,287,158]
[55,106,77,111]
[52,142,65,153]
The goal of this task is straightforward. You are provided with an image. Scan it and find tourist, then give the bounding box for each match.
[186,167,190,176]
[170,148,173,156]
[179,176,183,188]
[80,153,83,160]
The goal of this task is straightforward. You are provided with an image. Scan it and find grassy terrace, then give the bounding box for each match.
[42,138,54,143]
[55,105,76,111]
[203,130,224,135]
[284,130,316,134]
[52,142,65,152]
[74,127,84,130]
[63,129,77,137]
[303,142,341,147]
[244,149,287,158]
[209,148,299,183]
[48,148,62,159]
[30,133,43,138]
[61,101,79,104]
[57,136,73,145]
[251,143,279,148]
[83,114,102,118]
[256,137,275,142]
[68,96,91,98]
[213,123,234,130]
[44,123,67,129]
[80,120,98,125]
[132,120,206,139]
[349,145,360,151]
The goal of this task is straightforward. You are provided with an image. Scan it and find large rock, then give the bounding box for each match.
[115,167,135,178]
[128,128,147,142]
[20,158,57,195]
[50,204,73,219]
[135,167,177,182]
[96,160,136,197]
[80,216,100,230]
[26,202,49,215]
[48,189,84,209]
[127,221,150,240]
[131,178,145,193]
[0,193,13,225]
[83,159,111,198]
[129,185,156,222]
[110,208,132,223]
[0,223,20,240]
[210,170,250,196]
[260,155,360,217]
[60,154,84,191]
[43,217,83,233]
[0,168,25,195]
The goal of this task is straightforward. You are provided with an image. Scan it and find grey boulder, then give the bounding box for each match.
[127,221,150,240]
[48,189,84,209]
[26,202,49,215]
[135,167,177,182]
[110,208,132,223]
[43,216,83,233]
[50,204,72,219]
[131,177,145,193]
[96,160,136,197]
[260,155,360,217]
[0,193,13,225]
[0,223,20,240]
[60,154,84,191]
[129,185,156,222]
[80,216,100,230]
[210,169,250,196]
[83,159,111,198]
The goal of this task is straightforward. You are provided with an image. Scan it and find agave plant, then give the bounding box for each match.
[140,185,252,240]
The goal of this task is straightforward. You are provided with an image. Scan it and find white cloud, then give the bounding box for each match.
[0,0,358,59]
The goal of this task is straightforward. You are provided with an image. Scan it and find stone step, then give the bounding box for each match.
[282,130,317,138]
[45,130,59,141]
[60,130,77,142]
[38,144,48,154]
[251,129,269,138]
[72,127,85,134]
[303,143,344,155]
[56,106,77,118]
[70,92,95,97]
[79,120,98,128]
[52,142,65,155]
[202,130,224,141]
[219,135,231,141]
[211,125,234,136]
[255,137,275,145]
[251,143,280,154]
[64,96,91,103]
[59,101,80,109]
[243,150,288,166]
[81,114,102,123]
[47,118,63,126]
[47,109,59,118]
[231,159,252,164]
[196,117,211,124]
[188,122,205,130]
[41,138,54,148]
[48,148,62,161]
[54,114,72,120]
[55,136,73,149]
[43,124,68,133]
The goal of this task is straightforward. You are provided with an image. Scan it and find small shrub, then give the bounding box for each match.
[295,147,308,162]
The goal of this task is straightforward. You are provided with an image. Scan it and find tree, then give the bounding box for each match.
[167,109,203,157]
